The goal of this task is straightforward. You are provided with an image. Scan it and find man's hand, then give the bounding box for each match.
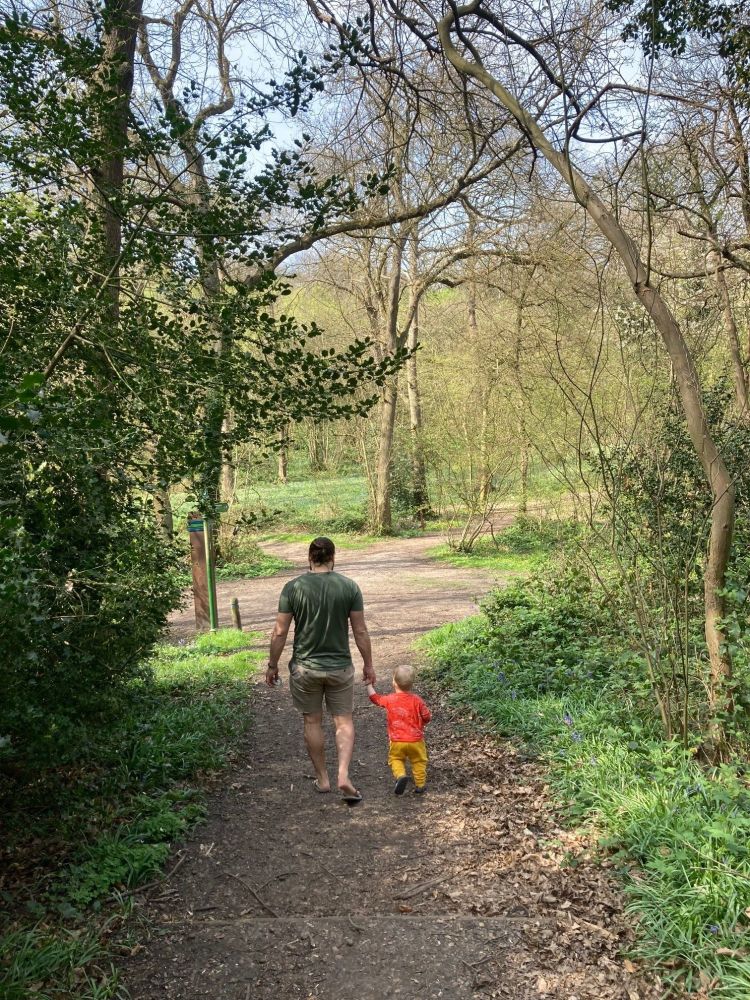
[268,612,292,686]
[350,611,374,686]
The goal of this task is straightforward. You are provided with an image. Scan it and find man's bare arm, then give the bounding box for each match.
[267,612,293,685]
[350,610,375,684]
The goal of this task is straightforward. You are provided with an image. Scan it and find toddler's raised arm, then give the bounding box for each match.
[367,683,387,706]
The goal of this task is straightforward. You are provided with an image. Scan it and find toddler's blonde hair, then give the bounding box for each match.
[394,664,415,690]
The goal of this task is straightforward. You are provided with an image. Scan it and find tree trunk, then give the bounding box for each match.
[687,148,750,419]
[715,264,749,417]
[406,357,430,519]
[138,39,231,510]
[406,255,429,519]
[220,414,236,502]
[307,421,324,472]
[514,293,530,514]
[465,212,492,502]
[372,239,406,534]
[478,392,491,503]
[728,96,750,237]
[519,442,529,515]
[154,485,174,536]
[278,443,289,484]
[90,0,144,319]
[438,17,735,756]
[373,376,398,534]
[221,457,235,503]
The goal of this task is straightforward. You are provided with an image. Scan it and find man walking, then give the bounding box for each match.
[266,536,375,803]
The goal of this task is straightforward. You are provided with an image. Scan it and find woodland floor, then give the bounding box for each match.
[121,531,666,1000]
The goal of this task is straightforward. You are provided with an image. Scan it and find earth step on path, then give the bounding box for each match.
[140,915,526,999]
[122,534,663,1000]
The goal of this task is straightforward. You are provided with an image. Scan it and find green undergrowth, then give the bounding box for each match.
[175,545,290,587]
[419,583,750,998]
[172,473,372,535]
[173,469,486,542]
[0,629,264,1000]
[252,529,385,549]
[215,552,291,579]
[429,516,578,574]
[428,541,538,574]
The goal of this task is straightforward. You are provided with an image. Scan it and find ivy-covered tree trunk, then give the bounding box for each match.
[41,0,143,380]
[154,486,174,536]
[89,0,144,318]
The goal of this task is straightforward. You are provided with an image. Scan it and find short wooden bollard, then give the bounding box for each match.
[231,597,243,631]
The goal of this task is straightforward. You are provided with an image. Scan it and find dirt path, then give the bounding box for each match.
[123,536,662,1000]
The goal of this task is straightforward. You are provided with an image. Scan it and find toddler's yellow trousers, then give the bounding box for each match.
[388,740,428,788]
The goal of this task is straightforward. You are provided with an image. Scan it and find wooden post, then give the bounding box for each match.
[203,516,219,632]
[231,597,242,631]
[188,511,213,632]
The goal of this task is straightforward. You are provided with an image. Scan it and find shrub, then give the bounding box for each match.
[477,567,617,696]
[0,460,182,763]
[420,568,750,994]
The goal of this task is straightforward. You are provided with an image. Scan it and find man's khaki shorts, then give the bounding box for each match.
[289,663,355,716]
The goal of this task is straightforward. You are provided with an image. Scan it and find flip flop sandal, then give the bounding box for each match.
[313,780,331,794]
[341,791,363,806]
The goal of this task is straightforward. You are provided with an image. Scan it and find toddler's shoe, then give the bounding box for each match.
[414,785,427,795]
[394,776,409,796]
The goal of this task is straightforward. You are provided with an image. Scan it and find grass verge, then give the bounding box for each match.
[252,529,386,549]
[0,629,264,1000]
[419,597,750,998]
[216,551,292,579]
[428,516,576,574]
[174,546,291,587]
[427,541,538,574]
[172,473,370,535]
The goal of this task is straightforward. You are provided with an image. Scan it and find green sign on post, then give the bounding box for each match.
[203,517,219,632]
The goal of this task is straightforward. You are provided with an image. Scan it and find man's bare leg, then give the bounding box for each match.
[332,714,357,796]
[303,712,330,791]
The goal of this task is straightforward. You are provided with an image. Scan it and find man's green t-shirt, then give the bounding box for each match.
[278,571,364,671]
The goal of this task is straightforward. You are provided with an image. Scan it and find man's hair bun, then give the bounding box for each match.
[309,536,335,565]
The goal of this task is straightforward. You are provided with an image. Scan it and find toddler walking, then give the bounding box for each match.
[366,665,432,795]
